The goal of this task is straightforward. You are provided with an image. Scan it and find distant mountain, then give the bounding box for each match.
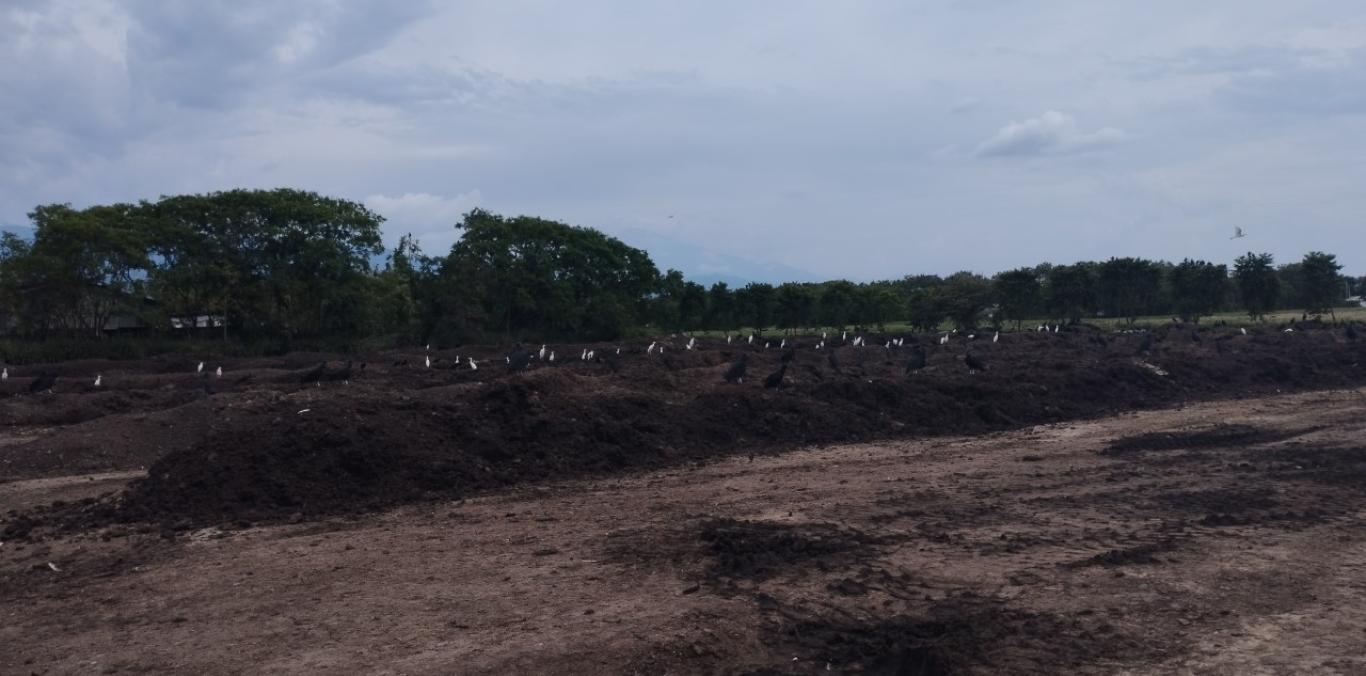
[612,228,820,286]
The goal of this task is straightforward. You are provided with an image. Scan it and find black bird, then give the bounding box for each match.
[28,373,56,394]
[780,347,796,364]
[964,352,985,373]
[1347,323,1359,342]
[904,346,927,374]
[1138,333,1152,354]
[201,371,216,396]
[300,362,327,384]
[1191,329,1203,344]
[764,363,787,389]
[827,349,841,373]
[507,349,533,373]
[723,354,748,383]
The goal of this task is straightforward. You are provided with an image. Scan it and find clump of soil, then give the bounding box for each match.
[698,519,877,584]
[1102,424,1298,455]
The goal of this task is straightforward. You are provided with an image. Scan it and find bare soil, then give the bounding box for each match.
[1,325,1365,673]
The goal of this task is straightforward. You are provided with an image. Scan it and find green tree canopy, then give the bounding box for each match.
[1234,252,1280,321]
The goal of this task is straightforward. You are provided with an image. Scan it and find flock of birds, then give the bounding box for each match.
[2,320,1358,395]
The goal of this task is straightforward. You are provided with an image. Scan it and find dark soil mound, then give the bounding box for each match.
[698,519,877,585]
[16,326,1363,528]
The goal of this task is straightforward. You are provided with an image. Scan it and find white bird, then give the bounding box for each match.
[539,344,547,360]
[425,355,431,368]
[1053,325,1060,333]
[426,343,431,351]
[581,348,588,360]
[215,366,223,377]
[1231,226,1246,240]
[616,347,621,355]
[550,351,556,362]
[1283,328,1295,333]
[842,330,848,341]
[660,346,666,353]
[993,331,1000,343]
[822,331,828,341]
[587,350,595,360]
[885,340,891,349]
[197,361,204,373]
[748,334,754,345]
[468,357,478,370]
[687,337,696,350]
[940,334,949,345]
[1240,327,1247,335]
[726,335,733,344]
[2,368,7,380]
[505,356,510,364]
[94,374,102,388]
[765,342,771,349]
[647,341,657,354]
[968,334,976,340]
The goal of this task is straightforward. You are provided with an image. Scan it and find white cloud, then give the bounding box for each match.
[974,111,1126,157]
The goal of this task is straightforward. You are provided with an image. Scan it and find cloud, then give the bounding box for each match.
[974,111,1126,158]
[363,191,483,253]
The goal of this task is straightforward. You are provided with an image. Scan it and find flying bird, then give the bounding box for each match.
[1231,226,1246,240]
[764,363,788,389]
[723,354,748,383]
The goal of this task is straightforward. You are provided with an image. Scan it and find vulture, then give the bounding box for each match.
[827,349,841,373]
[299,362,327,384]
[764,363,788,389]
[723,354,748,383]
[780,348,797,364]
[1347,323,1359,342]
[1138,333,1153,354]
[507,349,533,372]
[964,352,986,373]
[29,373,56,393]
[904,346,927,374]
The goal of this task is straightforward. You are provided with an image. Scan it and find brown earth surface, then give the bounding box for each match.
[1,325,1365,673]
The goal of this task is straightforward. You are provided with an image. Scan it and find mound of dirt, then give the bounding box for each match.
[10,325,1365,528]
[698,519,878,585]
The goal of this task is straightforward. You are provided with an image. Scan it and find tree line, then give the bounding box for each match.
[0,189,1358,349]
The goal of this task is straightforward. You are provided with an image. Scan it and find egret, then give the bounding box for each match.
[215,366,223,377]
[1,368,6,380]
[425,355,431,368]
[993,331,999,343]
[1053,325,1060,333]
[687,337,696,350]
[539,345,547,360]
[842,330,847,342]
[550,351,557,362]
[94,374,102,388]
[939,334,948,345]
[780,339,787,349]
[727,335,733,344]
[616,347,621,355]
[1241,328,1248,335]
[647,341,657,354]
[197,361,204,373]
[588,350,595,360]
[1231,226,1246,239]
[469,357,478,370]
[748,334,755,345]
[581,348,588,361]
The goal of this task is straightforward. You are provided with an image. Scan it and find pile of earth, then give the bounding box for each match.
[7,323,1363,529]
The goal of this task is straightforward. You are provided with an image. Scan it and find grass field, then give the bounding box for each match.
[696,305,1366,338]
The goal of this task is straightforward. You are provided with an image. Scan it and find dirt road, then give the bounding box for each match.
[3,388,1365,674]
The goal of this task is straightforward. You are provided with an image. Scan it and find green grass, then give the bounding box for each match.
[691,305,1366,337]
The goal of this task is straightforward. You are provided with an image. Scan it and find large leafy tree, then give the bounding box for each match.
[1234,252,1280,321]
[734,282,776,331]
[438,209,659,341]
[854,282,904,329]
[704,282,736,331]
[1045,263,1097,324]
[993,267,1042,330]
[816,280,859,328]
[1096,257,1163,324]
[938,271,994,329]
[1,203,151,336]
[774,283,817,333]
[1167,259,1227,323]
[1299,251,1344,318]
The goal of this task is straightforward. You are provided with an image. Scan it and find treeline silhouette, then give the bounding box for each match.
[0,189,1358,357]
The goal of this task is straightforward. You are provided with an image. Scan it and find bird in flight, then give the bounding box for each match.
[1230,227,1246,239]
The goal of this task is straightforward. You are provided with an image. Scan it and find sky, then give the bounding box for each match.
[2,1,1365,283]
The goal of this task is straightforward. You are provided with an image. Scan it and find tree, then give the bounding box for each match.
[704,282,736,331]
[1234,252,1280,321]
[854,282,904,329]
[1299,251,1344,319]
[1167,259,1227,323]
[439,209,659,341]
[993,267,1042,330]
[1096,257,1162,324]
[734,282,776,331]
[774,283,816,333]
[816,280,859,328]
[1045,263,1096,324]
[938,272,994,329]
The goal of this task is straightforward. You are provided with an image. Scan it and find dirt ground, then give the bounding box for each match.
[2,386,1365,674]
